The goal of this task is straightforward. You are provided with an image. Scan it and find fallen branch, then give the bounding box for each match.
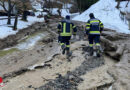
[116,44,125,56]
[105,44,125,60]
[101,36,117,51]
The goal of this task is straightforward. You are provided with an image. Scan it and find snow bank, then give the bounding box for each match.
[50,8,70,17]
[51,8,79,18]
[73,0,130,34]
[120,1,130,12]
[0,12,44,39]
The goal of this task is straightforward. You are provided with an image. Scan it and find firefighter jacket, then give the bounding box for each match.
[57,19,77,36]
[86,18,104,35]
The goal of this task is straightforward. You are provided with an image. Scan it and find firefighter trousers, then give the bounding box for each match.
[88,34,100,47]
[60,36,71,50]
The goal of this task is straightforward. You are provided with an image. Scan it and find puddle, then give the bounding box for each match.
[0,32,48,57]
[16,32,47,50]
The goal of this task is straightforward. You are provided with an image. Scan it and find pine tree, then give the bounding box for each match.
[75,0,99,12]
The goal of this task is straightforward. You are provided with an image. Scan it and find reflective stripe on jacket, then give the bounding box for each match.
[86,18,104,35]
[58,19,77,36]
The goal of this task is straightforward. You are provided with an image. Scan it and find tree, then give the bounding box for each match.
[116,0,121,9]
[126,0,130,7]
[0,0,17,24]
[17,0,32,21]
[75,0,99,12]
[13,14,18,30]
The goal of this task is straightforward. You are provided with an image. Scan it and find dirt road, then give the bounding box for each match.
[0,18,130,90]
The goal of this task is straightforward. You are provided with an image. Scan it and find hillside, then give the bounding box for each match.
[73,0,130,33]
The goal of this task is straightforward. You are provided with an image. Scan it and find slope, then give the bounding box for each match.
[73,0,130,34]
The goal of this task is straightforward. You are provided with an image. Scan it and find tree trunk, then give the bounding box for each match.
[7,0,11,24]
[116,0,121,9]
[7,12,11,24]
[128,20,130,30]
[126,1,130,7]
[13,14,18,30]
[80,0,82,14]
[22,11,28,21]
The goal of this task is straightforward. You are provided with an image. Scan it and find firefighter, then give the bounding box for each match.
[57,15,77,56]
[86,13,104,56]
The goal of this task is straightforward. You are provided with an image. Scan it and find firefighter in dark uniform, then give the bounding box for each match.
[57,15,77,56]
[86,13,104,56]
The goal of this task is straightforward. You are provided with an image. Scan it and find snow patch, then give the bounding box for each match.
[73,0,130,34]
[16,33,46,50]
[0,12,44,39]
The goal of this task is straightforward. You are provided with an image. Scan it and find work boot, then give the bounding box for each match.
[66,50,72,57]
[66,50,72,62]
[89,47,93,56]
[96,46,102,57]
[61,45,66,55]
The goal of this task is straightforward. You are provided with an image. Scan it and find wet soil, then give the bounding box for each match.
[0,18,130,90]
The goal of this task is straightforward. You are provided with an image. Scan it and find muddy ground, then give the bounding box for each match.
[0,18,130,90]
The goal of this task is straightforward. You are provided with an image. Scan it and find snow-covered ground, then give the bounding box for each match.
[16,32,47,50]
[0,6,74,39]
[50,8,79,18]
[32,0,77,18]
[120,1,130,12]
[73,0,130,34]
[0,12,44,39]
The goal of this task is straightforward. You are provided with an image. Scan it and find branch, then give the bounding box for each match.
[10,3,16,12]
[0,3,2,6]
[3,1,8,12]
[0,0,3,6]
[0,0,8,12]
[125,0,129,7]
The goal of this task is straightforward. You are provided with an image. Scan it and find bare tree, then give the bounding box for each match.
[116,0,121,9]
[17,0,32,21]
[126,0,130,7]
[126,12,130,30]
[13,14,18,30]
[0,0,16,24]
[119,10,126,22]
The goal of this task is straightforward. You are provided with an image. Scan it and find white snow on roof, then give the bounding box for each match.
[73,0,130,34]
